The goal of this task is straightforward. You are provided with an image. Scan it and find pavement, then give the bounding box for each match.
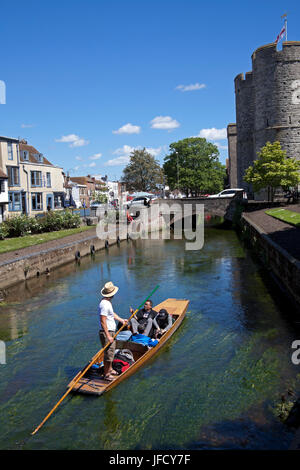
[0,227,97,266]
[244,204,300,262]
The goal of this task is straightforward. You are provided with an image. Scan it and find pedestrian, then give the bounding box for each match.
[99,281,128,381]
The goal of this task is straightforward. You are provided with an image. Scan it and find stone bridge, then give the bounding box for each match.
[156,194,244,223]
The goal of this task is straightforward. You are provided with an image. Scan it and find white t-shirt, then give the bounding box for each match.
[99,298,116,331]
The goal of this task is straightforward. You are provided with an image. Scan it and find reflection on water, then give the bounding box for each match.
[0,228,299,449]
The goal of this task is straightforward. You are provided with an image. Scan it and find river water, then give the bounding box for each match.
[0,225,300,449]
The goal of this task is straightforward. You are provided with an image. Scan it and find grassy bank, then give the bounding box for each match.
[265,208,300,227]
[0,225,95,254]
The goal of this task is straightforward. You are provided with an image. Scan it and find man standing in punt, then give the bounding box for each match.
[99,281,128,381]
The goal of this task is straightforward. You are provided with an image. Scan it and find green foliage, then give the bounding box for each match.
[40,210,81,231]
[274,399,295,422]
[244,141,300,200]
[60,210,81,229]
[3,214,36,237]
[92,188,108,203]
[1,210,81,238]
[163,137,226,196]
[122,148,164,191]
[0,223,9,240]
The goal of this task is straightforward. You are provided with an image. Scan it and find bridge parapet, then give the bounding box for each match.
[157,195,244,222]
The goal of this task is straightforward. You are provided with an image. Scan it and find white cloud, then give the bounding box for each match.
[113,123,141,134]
[106,144,163,166]
[214,142,228,151]
[113,145,135,156]
[74,165,80,171]
[150,116,180,130]
[55,134,89,148]
[176,83,206,92]
[106,155,131,166]
[21,123,35,128]
[198,128,227,140]
[75,156,82,161]
[89,153,102,160]
[89,162,96,167]
[145,146,162,157]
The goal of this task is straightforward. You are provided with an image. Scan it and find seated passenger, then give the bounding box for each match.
[153,309,173,338]
[131,324,159,348]
[129,299,157,336]
[116,328,132,342]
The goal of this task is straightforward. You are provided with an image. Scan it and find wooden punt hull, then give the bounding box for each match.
[67,298,189,396]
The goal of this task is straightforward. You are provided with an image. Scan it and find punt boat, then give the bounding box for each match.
[67,298,189,396]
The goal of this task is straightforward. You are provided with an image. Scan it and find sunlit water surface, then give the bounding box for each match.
[0,226,300,449]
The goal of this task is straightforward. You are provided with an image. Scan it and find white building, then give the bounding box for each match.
[0,137,65,218]
[0,169,8,222]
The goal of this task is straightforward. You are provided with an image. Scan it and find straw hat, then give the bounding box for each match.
[101,281,119,297]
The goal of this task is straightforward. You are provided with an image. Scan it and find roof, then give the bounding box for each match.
[0,135,19,143]
[69,179,87,187]
[0,169,8,178]
[70,176,106,186]
[19,142,53,166]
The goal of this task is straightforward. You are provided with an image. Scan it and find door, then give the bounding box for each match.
[47,194,53,210]
[21,193,27,214]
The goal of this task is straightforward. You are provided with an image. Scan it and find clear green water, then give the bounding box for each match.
[0,227,300,449]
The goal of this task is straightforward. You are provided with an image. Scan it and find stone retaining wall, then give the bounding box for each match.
[241,214,300,305]
[0,228,128,291]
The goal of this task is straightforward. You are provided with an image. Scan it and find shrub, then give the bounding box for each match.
[61,210,81,229]
[4,215,33,237]
[0,210,82,239]
[0,223,9,240]
[39,211,64,232]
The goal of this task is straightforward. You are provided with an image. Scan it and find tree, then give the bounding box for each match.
[92,191,108,203]
[122,148,164,191]
[163,137,226,197]
[244,141,300,201]
[91,185,108,203]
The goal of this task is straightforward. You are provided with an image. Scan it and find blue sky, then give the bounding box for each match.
[1,0,299,180]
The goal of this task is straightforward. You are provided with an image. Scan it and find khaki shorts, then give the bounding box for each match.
[99,330,116,362]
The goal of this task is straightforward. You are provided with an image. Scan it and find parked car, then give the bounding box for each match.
[207,188,247,199]
[127,196,151,209]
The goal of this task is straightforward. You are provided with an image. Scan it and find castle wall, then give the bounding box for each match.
[227,123,237,187]
[234,71,254,192]
[231,41,300,199]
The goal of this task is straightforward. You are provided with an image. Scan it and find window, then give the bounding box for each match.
[7,166,20,186]
[22,150,29,161]
[7,143,13,160]
[221,190,238,195]
[31,171,42,187]
[8,192,21,211]
[31,193,43,211]
[0,180,6,193]
[34,153,43,163]
[46,172,51,187]
[54,194,63,208]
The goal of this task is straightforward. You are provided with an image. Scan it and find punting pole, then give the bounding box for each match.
[31,284,160,435]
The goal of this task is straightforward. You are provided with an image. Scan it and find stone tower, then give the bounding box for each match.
[228,41,300,198]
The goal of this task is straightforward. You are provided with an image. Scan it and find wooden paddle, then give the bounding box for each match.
[31,284,159,435]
